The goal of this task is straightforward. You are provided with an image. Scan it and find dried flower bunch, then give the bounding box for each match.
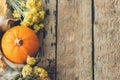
[0,0,45,33]
[12,56,50,80]
[9,0,45,32]
[0,0,55,80]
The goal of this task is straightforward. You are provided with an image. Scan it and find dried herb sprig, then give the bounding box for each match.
[7,0,45,33]
[7,0,27,18]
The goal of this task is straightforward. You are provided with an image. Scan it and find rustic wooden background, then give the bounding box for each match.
[42,0,120,80]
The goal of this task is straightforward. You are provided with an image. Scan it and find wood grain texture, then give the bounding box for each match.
[36,0,57,80]
[94,0,120,80]
[38,0,56,67]
[57,0,92,80]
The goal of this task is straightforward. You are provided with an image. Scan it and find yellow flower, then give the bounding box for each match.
[12,10,21,18]
[21,21,31,27]
[26,56,36,65]
[31,8,38,13]
[34,66,48,78]
[22,65,33,78]
[33,24,44,33]
[39,23,44,29]
[33,24,39,29]
[20,0,45,29]
[39,11,45,20]
[33,24,41,33]
[26,0,36,9]
[36,1,42,8]
[32,16,39,23]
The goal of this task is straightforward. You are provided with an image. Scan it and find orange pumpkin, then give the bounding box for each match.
[1,26,39,64]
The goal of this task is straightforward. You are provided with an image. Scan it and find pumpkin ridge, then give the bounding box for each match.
[8,29,18,39]
[21,45,35,57]
[23,41,39,55]
[11,46,28,63]
[3,45,16,62]
[19,46,31,63]
[1,26,39,64]
[19,47,28,63]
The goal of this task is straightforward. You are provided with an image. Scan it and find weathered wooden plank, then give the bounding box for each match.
[35,0,57,80]
[57,0,92,80]
[38,0,56,67]
[94,0,120,80]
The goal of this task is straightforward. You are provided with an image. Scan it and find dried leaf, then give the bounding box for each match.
[0,0,8,17]
[0,18,19,32]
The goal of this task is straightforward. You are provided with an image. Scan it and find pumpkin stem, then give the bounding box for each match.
[15,38,23,46]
